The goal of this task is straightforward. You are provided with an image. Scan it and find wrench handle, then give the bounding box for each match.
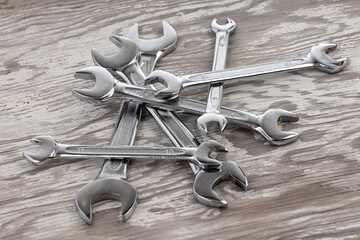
[138,53,201,174]
[205,29,232,114]
[212,31,230,71]
[205,84,223,113]
[182,58,314,87]
[113,85,260,129]
[59,144,194,159]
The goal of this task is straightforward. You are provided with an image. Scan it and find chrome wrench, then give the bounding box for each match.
[73,66,300,146]
[23,135,225,169]
[197,18,236,133]
[75,22,178,224]
[145,43,348,99]
[87,36,248,207]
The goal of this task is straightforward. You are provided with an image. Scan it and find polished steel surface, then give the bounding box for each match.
[72,66,300,145]
[23,135,225,169]
[145,43,348,99]
[81,36,249,207]
[197,18,236,134]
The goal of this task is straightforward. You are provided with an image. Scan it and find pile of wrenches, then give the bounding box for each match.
[23,19,348,225]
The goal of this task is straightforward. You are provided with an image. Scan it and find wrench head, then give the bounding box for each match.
[91,35,139,70]
[75,177,137,224]
[307,43,348,73]
[211,18,236,34]
[72,66,115,103]
[127,21,177,56]
[195,140,228,169]
[197,113,228,134]
[253,109,300,146]
[193,161,247,207]
[145,70,182,99]
[23,135,57,165]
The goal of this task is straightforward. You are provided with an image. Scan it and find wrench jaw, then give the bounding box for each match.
[127,21,178,57]
[91,35,139,70]
[193,161,248,207]
[254,109,300,146]
[195,140,228,169]
[211,18,236,34]
[197,113,228,134]
[145,70,183,99]
[72,66,116,104]
[307,43,348,73]
[23,136,58,165]
[75,178,138,224]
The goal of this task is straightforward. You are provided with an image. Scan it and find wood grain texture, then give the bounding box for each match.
[1,0,360,239]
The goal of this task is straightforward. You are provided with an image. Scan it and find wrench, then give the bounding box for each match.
[23,135,225,169]
[75,22,178,224]
[76,101,140,224]
[73,66,299,146]
[197,18,236,134]
[86,35,248,207]
[127,21,177,76]
[144,43,348,99]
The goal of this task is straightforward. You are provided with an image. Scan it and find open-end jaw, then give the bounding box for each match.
[75,176,137,224]
[195,140,228,168]
[197,113,228,134]
[193,161,248,207]
[127,21,177,56]
[23,136,58,165]
[306,43,348,73]
[91,35,138,70]
[211,18,236,34]
[145,70,182,99]
[72,66,115,103]
[253,109,299,146]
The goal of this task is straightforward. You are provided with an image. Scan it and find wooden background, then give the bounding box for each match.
[1,0,360,239]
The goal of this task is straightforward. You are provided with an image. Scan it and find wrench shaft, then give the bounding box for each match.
[212,31,229,71]
[114,84,259,126]
[58,144,193,159]
[182,58,313,87]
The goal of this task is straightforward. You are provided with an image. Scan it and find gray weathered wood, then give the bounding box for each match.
[1,0,360,239]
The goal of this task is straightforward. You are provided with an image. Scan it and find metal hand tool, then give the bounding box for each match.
[127,21,177,75]
[23,135,225,169]
[73,66,299,146]
[84,35,248,207]
[197,18,236,134]
[75,22,178,224]
[76,101,140,224]
[144,43,348,99]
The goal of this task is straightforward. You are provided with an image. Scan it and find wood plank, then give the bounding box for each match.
[1,0,360,239]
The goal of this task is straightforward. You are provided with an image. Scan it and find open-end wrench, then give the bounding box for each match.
[23,135,225,169]
[144,43,348,99]
[76,101,140,224]
[197,18,236,134]
[74,22,178,224]
[73,66,299,146]
[127,21,177,76]
[84,36,248,207]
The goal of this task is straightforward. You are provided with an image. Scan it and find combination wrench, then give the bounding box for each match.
[197,18,236,134]
[144,43,348,99]
[85,35,248,207]
[23,135,225,169]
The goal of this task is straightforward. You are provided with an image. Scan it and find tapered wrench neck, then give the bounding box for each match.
[122,62,147,87]
[138,53,162,76]
[212,31,230,71]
